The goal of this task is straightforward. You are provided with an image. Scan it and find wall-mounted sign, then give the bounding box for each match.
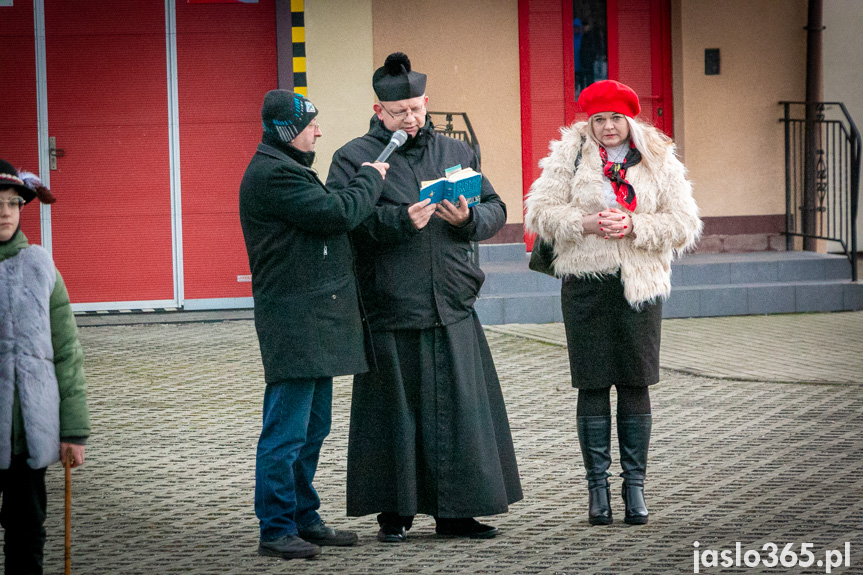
[188,0,258,3]
[0,1,14,7]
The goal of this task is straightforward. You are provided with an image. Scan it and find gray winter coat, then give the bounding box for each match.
[1,244,60,469]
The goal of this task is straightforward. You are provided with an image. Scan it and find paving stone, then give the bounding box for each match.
[488,311,863,385]
[2,314,861,574]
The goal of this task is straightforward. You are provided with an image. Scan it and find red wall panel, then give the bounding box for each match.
[43,4,164,36]
[0,2,41,244]
[616,1,655,121]
[45,2,173,304]
[520,0,567,248]
[176,0,277,300]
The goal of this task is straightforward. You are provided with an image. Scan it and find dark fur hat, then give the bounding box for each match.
[0,158,55,205]
[372,52,427,101]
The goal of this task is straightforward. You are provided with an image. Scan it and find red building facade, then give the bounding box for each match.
[1,0,276,310]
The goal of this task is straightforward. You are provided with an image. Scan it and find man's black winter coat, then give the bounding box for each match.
[239,140,383,382]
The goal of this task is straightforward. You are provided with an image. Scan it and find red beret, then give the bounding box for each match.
[578,80,641,118]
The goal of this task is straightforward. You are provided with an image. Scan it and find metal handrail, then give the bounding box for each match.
[428,111,482,170]
[780,101,860,281]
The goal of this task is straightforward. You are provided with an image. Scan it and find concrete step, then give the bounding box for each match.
[475,292,563,325]
[475,248,862,325]
[477,242,528,263]
[479,260,559,295]
[664,279,863,318]
[671,251,853,286]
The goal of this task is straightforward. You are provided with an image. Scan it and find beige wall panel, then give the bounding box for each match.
[680,0,806,218]
[823,0,863,249]
[304,0,376,180]
[371,0,524,224]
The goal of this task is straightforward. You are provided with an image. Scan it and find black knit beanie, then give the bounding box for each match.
[261,90,319,143]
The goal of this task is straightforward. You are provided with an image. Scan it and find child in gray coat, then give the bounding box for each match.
[0,158,90,575]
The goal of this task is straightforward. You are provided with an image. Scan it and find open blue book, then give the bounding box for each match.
[420,165,482,208]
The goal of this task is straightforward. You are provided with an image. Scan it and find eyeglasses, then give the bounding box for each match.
[380,103,426,122]
[302,120,321,133]
[0,197,25,210]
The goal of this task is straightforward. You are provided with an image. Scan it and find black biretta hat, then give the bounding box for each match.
[0,158,55,204]
[373,52,427,101]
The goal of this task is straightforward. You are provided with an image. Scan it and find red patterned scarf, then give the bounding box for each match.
[599,141,641,211]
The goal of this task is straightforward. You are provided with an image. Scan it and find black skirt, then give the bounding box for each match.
[346,312,523,518]
[561,272,662,389]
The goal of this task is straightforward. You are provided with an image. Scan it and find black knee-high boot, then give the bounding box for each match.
[617,414,651,525]
[577,415,613,525]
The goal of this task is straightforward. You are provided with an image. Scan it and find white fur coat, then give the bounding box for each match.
[524,121,702,307]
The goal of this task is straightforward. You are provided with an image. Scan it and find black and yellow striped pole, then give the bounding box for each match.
[291,0,307,96]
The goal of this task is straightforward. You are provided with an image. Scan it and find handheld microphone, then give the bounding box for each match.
[374,129,408,163]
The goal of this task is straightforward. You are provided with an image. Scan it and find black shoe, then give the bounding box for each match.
[298,520,358,547]
[578,415,614,526]
[376,512,411,542]
[258,535,321,559]
[435,518,499,539]
[618,414,652,525]
[376,523,407,543]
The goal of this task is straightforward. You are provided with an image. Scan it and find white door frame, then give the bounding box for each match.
[33,0,51,254]
[33,0,185,312]
[165,0,185,308]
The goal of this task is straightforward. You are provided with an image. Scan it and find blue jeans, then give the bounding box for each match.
[255,377,332,541]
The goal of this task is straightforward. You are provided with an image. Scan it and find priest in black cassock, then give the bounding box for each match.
[326,52,523,542]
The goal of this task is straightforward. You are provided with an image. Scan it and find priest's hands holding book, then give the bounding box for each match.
[435,195,470,228]
[409,198,437,230]
[409,195,471,230]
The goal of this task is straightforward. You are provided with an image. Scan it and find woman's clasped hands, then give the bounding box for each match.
[583,207,632,240]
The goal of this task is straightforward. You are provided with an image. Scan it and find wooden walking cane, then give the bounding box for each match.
[64,449,72,575]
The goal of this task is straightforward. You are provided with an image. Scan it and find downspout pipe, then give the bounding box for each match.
[803,0,824,251]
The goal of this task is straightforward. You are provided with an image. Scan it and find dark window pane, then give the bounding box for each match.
[573,0,608,101]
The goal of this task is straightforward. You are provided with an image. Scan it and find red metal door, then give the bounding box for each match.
[610,0,673,134]
[175,0,277,306]
[44,2,175,306]
[563,0,673,132]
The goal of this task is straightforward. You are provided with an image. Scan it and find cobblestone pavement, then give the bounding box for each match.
[487,311,863,385]
[12,312,863,574]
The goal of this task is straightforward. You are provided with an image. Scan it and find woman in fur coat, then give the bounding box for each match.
[524,80,701,526]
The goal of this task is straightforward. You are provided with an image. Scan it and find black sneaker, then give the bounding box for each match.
[298,520,358,547]
[258,535,321,559]
[435,518,499,539]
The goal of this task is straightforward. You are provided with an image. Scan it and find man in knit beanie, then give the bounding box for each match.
[239,91,389,560]
[261,89,319,146]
